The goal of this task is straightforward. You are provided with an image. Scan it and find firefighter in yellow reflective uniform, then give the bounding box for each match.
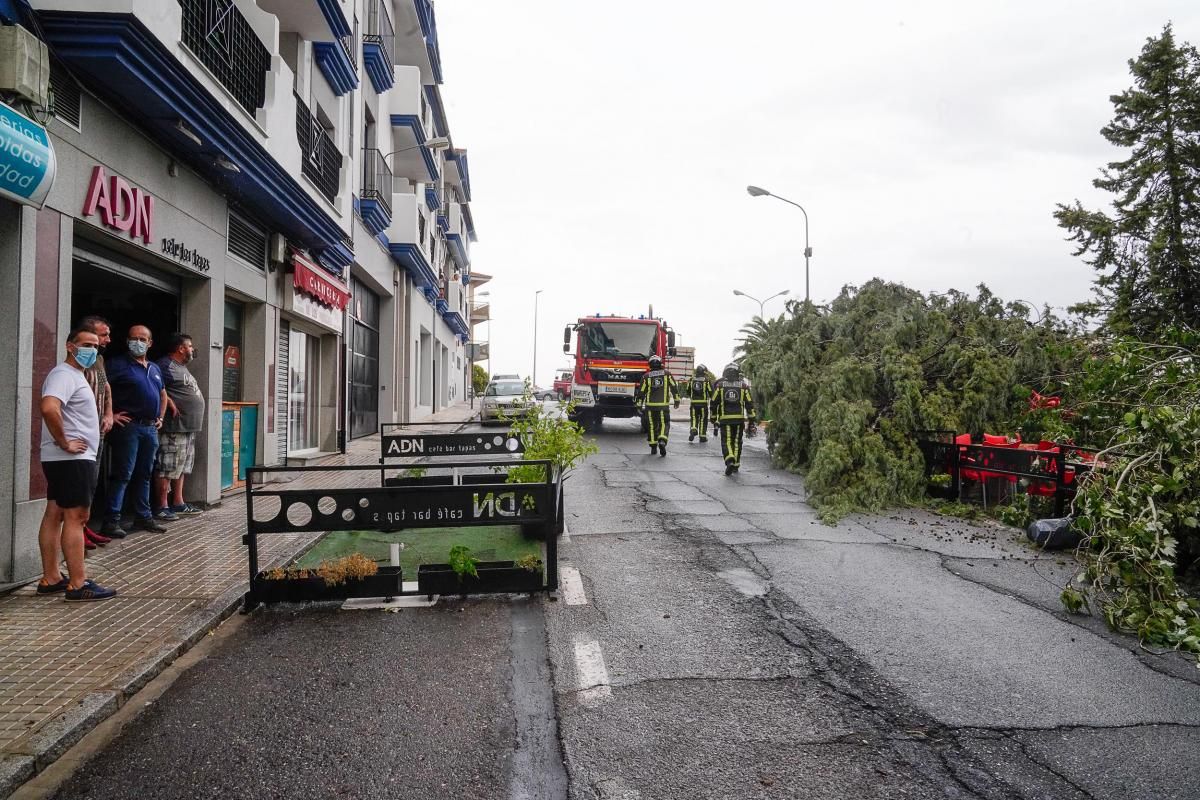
[710,363,756,475]
[687,364,714,443]
[635,355,680,457]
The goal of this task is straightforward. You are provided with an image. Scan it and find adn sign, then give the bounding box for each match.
[81,165,154,244]
[0,100,56,208]
[381,432,524,458]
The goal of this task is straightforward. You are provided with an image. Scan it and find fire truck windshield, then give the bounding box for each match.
[581,321,657,358]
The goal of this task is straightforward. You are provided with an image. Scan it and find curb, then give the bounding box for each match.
[0,583,248,799]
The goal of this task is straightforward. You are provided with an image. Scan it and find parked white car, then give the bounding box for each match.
[480,379,531,424]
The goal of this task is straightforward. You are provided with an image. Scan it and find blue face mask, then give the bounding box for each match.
[74,346,98,369]
[128,340,149,357]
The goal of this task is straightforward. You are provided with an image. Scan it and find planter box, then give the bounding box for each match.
[382,472,512,488]
[417,560,544,596]
[252,565,403,603]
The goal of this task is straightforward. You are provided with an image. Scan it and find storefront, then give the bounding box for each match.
[279,252,348,459]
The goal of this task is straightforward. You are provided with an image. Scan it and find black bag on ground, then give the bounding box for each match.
[1026,517,1082,550]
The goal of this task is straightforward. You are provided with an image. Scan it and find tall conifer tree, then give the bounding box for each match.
[1056,24,1200,337]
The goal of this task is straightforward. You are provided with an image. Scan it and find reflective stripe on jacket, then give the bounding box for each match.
[636,369,679,407]
[710,379,754,421]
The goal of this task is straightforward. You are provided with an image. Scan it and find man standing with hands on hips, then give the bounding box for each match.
[36,327,117,600]
[102,325,168,537]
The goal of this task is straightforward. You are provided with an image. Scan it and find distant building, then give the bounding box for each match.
[667,346,695,383]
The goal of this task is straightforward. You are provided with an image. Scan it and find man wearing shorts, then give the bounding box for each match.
[37,327,117,601]
[154,333,206,520]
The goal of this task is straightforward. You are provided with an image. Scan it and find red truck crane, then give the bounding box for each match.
[562,312,677,432]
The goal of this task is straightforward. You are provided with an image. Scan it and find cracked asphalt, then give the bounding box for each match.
[30,409,1200,800]
[547,413,1200,799]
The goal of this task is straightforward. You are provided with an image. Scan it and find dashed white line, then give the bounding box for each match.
[573,635,612,707]
[560,566,587,605]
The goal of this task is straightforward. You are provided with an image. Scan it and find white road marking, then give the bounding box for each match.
[573,635,612,706]
[560,566,588,605]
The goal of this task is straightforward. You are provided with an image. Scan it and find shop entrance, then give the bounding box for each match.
[71,248,181,359]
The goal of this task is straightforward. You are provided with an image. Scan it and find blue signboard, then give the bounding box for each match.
[0,100,55,208]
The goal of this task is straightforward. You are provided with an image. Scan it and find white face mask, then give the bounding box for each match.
[128,340,149,357]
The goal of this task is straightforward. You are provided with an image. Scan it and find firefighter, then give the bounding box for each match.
[635,355,680,456]
[710,362,756,475]
[687,364,713,443]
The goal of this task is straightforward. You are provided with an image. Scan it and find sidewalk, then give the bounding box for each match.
[0,402,476,797]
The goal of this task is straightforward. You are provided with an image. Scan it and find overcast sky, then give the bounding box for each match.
[436,1,1200,386]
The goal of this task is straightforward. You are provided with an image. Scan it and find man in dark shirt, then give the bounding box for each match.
[153,333,206,520]
[102,325,168,536]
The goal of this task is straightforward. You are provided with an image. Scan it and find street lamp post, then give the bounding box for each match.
[382,136,451,169]
[747,185,812,303]
[732,288,790,318]
[532,289,543,388]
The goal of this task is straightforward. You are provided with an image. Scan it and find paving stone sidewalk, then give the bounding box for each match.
[0,403,477,797]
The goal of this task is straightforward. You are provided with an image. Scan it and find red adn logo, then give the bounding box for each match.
[81,165,154,244]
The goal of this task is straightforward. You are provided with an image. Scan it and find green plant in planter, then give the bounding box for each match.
[505,389,598,484]
[515,554,543,573]
[449,544,478,581]
[403,466,428,479]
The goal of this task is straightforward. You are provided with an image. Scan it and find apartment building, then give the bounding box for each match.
[0,0,479,585]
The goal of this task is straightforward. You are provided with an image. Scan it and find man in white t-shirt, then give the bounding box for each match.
[36,327,117,602]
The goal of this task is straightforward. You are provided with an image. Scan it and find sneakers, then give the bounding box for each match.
[153,508,179,521]
[131,517,169,534]
[65,580,117,602]
[650,444,658,455]
[100,520,128,539]
[171,503,204,515]
[36,576,69,595]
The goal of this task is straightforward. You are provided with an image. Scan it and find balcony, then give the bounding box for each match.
[392,0,443,85]
[37,2,354,275]
[386,190,438,290]
[359,148,393,236]
[362,0,395,93]
[470,303,490,323]
[296,93,343,205]
[179,0,271,115]
[389,66,437,182]
[444,202,470,270]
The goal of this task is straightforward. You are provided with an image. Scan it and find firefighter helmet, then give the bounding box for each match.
[722,363,741,382]
[649,355,663,369]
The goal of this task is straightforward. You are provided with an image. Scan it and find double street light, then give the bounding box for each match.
[732,289,789,318]
[746,185,813,303]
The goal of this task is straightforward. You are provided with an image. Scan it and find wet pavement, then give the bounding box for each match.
[9,404,1200,799]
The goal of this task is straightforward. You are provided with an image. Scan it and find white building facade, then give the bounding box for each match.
[0,0,479,585]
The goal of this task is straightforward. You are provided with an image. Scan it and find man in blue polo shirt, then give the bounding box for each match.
[102,325,169,536]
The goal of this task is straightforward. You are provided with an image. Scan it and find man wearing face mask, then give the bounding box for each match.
[78,315,115,548]
[153,334,206,520]
[102,325,168,537]
[36,327,117,600]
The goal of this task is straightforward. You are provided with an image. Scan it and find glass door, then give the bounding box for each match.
[287,328,320,451]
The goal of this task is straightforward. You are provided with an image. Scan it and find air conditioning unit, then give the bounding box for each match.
[0,25,49,108]
[268,233,288,267]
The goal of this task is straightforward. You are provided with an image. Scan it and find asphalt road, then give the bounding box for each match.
[40,405,1200,800]
[547,412,1200,799]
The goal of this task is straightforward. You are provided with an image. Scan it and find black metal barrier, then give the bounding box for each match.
[379,422,565,538]
[242,459,559,610]
[916,430,1100,516]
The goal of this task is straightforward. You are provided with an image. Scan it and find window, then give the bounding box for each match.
[228,211,268,269]
[223,301,244,402]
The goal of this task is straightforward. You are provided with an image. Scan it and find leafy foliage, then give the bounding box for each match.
[449,544,478,581]
[472,364,489,395]
[1050,334,1200,662]
[505,389,598,485]
[1055,24,1200,337]
[740,281,1082,522]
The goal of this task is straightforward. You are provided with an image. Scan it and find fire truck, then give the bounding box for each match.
[562,312,677,431]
